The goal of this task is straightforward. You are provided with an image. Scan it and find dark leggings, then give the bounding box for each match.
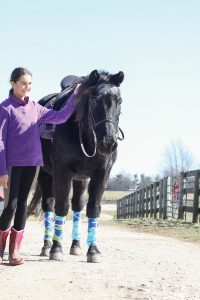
[0,166,37,231]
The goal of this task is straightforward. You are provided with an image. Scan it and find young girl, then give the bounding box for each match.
[0,67,79,266]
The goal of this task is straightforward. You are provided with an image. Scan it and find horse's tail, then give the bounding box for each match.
[27,183,42,218]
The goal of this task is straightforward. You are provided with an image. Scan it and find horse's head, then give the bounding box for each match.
[75,70,124,156]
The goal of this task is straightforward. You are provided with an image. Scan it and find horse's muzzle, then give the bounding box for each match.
[98,137,118,154]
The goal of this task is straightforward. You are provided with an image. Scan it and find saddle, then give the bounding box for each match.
[60,75,81,90]
[40,75,83,140]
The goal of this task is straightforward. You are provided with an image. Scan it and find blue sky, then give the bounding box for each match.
[1,0,200,177]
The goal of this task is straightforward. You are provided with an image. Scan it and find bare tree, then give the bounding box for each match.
[160,138,195,176]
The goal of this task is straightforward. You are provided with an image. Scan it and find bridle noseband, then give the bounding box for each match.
[88,99,124,140]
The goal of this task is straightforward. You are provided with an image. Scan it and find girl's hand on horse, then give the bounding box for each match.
[74,83,82,95]
[0,175,8,189]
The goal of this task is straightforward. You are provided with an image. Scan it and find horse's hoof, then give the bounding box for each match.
[49,243,63,261]
[49,251,63,261]
[40,247,51,257]
[87,245,101,263]
[40,240,52,256]
[70,240,82,256]
[87,253,101,263]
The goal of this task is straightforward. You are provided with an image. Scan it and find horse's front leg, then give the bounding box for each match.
[49,170,72,261]
[86,170,107,263]
[70,179,88,255]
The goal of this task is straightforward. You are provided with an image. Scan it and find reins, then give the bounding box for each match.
[78,122,97,158]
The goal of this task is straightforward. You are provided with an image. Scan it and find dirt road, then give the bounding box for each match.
[0,216,200,300]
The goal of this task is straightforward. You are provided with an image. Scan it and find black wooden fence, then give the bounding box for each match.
[117,170,200,223]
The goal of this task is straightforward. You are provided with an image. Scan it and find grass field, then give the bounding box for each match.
[115,218,200,243]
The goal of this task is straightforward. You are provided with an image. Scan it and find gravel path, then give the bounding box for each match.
[0,218,200,300]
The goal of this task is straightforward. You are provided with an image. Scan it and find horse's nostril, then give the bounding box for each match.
[99,140,117,153]
[112,142,118,151]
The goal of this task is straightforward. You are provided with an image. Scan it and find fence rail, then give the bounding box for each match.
[117,170,200,223]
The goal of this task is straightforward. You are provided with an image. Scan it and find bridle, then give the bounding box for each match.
[79,90,124,158]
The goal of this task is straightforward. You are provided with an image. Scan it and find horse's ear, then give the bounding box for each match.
[110,71,124,86]
[88,70,100,85]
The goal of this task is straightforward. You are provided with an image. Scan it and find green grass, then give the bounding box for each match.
[114,218,200,243]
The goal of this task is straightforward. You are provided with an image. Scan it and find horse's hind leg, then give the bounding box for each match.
[70,179,87,256]
[38,170,54,256]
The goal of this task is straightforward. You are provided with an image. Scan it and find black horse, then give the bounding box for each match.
[29,70,124,262]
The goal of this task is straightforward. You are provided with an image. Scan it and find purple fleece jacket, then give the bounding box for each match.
[0,93,76,175]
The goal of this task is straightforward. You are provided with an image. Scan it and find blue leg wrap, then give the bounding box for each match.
[72,211,81,241]
[87,217,98,247]
[53,215,66,242]
[44,211,54,241]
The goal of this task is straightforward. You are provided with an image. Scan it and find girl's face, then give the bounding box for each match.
[11,74,32,99]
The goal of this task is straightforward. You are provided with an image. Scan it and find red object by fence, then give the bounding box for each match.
[172,177,179,203]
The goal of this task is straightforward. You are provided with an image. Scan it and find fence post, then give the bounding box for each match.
[141,188,145,218]
[134,192,137,217]
[150,184,153,217]
[130,194,133,218]
[163,177,168,219]
[117,200,119,219]
[138,189,142,217]
[129,194,133,218]
[128,195,131,218]
[159,179,163,219]
[126,196,128,218]
[178,172,184,220]
[192,170,200,223]
[122,198,125,219]
[121,198,124,219]
[146,186,150,218]
[153,182,158,219]
[133,191,136,218]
